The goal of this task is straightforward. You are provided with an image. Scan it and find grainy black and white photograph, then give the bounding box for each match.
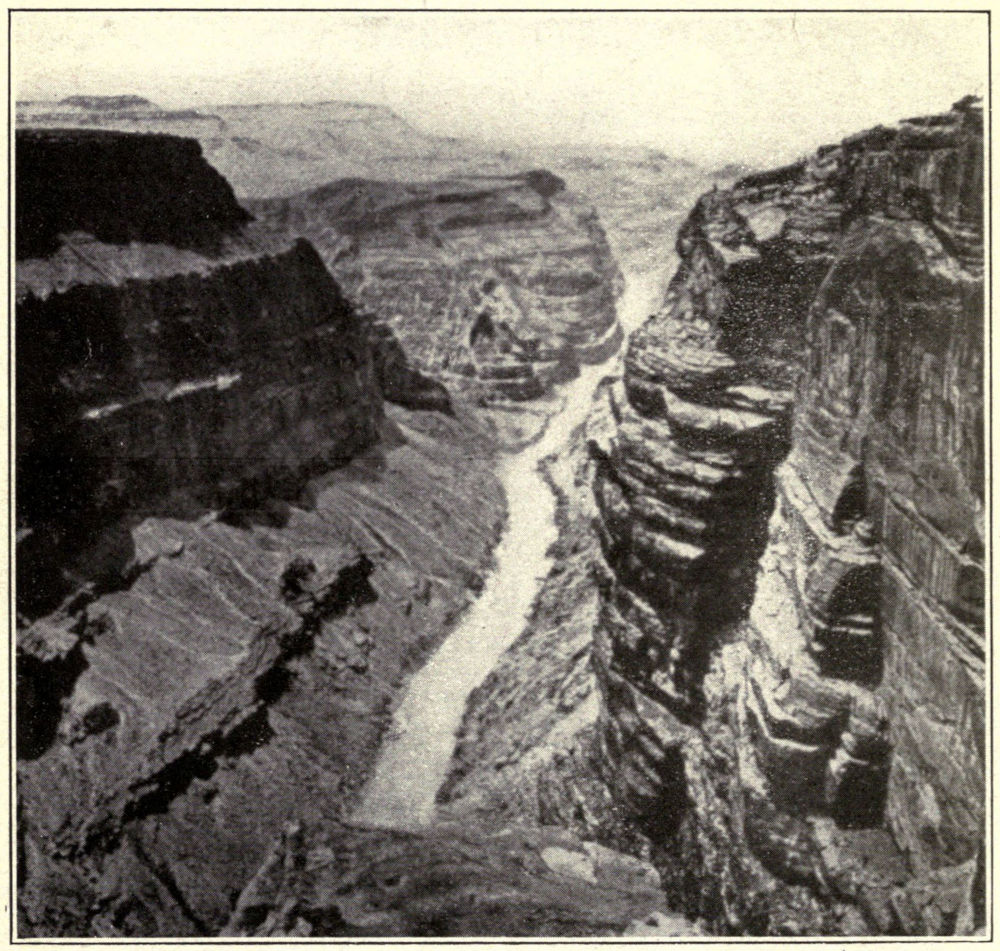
[11,7,989,939]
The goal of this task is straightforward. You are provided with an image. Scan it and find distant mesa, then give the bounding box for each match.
[58,94,156,111]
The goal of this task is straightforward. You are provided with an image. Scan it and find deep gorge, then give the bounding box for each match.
[14,92,985,938]
[590,95,985,934]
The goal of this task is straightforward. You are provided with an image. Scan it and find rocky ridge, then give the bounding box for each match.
[248,173,623,410]
[16,129,509,935]
[219,819,697,938]
[587,98,984,934]
[16,128,251,259]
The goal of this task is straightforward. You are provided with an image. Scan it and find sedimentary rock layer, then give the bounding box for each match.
[248,174,624,403]
[590,98,984,934]
[16,128,250,258]
[15,130,508,936]
[16,97,531,197]
[17,228,383,614]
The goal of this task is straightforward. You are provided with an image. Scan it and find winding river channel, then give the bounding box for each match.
[353,269,666,830]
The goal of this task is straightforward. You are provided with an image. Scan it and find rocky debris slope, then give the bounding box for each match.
[587,98,984,934]
[18,402,508,937]
[220,819,700,938]
[16,130,509,936]
[248,173,623,407]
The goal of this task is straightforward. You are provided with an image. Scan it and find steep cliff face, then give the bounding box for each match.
[16,130,509,936]
[590,99,984,934]
[16,129,250,258]
[17,228,383,612]
[248,173,623,406]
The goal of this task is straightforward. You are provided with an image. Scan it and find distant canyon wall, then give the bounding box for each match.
[589,98,984,934]
[16,97,527,197]
[250,173,623,404]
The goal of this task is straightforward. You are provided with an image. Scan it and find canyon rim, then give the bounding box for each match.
[9,8,990,941]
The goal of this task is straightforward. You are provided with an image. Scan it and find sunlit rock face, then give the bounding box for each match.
[590,98,984,934]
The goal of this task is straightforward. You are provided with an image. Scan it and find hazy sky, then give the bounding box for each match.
[12,10,988,166]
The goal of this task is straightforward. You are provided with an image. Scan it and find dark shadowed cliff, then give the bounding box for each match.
[15,130,509,935]
[16,129,251,258]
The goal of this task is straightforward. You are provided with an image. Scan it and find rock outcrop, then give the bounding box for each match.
[16,130,507,936]
[248,174,624,405]
[16,129,250,258]
[219,819,698,938]
[589,99,984,934]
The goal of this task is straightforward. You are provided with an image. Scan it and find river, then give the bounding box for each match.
[352,268,667,830]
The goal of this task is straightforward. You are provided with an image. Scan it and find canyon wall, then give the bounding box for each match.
[589,98,984,934]
[249,174,623,406]
[16,130,511,936]
[16,129,250,258]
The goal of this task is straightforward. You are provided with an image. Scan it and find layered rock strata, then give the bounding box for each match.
[248,174,623,405]
[590,99,984,933]
[16,130,509,936]
[17,225,382,614]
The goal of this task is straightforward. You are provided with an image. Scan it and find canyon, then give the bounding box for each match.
[588,98,985,935]
[444,96,985,936]
[15,95,985,938]
[14,117,692,938]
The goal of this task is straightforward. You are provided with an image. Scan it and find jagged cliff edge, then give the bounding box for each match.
[589,96,984,935]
